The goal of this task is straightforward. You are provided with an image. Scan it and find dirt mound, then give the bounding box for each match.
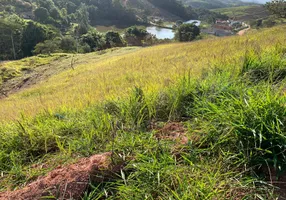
[0,152,122,200]
[155,122,189,144]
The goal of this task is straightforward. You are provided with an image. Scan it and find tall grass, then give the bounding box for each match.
[0,26,285,121]
[0,26,286,198]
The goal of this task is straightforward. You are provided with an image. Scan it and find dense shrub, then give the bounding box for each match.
[105,31,126,48]
[124,26,149,46]
[60,35,77,52]
[175,24,200,42]
[33,38,61,55]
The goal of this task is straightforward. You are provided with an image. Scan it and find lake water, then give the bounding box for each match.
[147,20,201,39]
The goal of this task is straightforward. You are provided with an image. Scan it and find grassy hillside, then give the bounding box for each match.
[0,26,284,121]
[0,25,286,199]
[212,5,270,21]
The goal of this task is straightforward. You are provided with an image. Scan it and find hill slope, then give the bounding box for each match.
[212,5,270,21]
[0,25,286,199]
[0,26,285,121]
[180,0,255,9]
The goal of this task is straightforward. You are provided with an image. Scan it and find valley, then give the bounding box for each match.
[1,0,286,199]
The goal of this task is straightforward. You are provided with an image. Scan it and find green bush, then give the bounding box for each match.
[175,24,201,42]
[33,38,61,55]
[105,31,126,48]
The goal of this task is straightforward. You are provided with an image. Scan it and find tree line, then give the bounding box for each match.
[0,13,202,61]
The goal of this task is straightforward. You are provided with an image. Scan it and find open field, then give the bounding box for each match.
[0,25,286,199]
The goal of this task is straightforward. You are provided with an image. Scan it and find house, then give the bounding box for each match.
[216,20,229,25]
[213,24,233,31]
[229,20,242,28]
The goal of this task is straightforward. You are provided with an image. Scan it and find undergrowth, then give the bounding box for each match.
[0,44,286,199]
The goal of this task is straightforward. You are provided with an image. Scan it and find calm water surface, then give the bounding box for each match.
[147,20,201,39]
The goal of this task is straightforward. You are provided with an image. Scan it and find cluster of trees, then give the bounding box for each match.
[33,0,68,27]
[175,23,200,42]
[194,8,228,24]
[33,0,137,27]
[33,26,158,55]
[1,19,201,60]
[265,0,286,18]
[250,0,286,29]
[0,0,204,61]
[0,16,58,60]
[147,0,197,20]
[0,15,158,60]
[1,0,139,28]
[181,0,253,9]
[0,0,33,14]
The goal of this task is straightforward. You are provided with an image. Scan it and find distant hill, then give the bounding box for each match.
[212,5,270,21]
[241,0,269,4]
[180,0,257,9]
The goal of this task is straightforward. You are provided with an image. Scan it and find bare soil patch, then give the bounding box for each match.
[0,55,72,99]
[155,122,189,145]
[0,152,123,200]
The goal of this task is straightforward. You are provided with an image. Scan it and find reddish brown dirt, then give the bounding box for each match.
[0,152,122,200]
[238,26,251,36]
[155,122,189,145]
[262,167,286,199]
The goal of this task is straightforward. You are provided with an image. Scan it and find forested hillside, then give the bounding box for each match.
[0,0,229,61]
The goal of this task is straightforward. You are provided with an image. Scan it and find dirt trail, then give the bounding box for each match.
[0,48,140,99]
[238,26,251,36]
[0,55,72,99]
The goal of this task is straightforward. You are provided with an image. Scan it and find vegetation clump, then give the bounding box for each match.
[175,23,201,41]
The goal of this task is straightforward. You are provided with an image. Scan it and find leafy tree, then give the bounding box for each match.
[105,31,125,48]
[87,0,137,25]
[22,21,56,57]
[147,0,195,19]
[50,7,61,20]
[194,8,228,24]
[78,43,91,53]
[60,36,77,52]
[33,39,61,55]
[75,23,89,36]
[67,2,77,14]
[76,4,89,27]
[175,24,200,42]
[75,4,90,35]
[81,30,105,50]
[34,7,50,23]
[266,0,286,18]
[0,18,23,60]
[87,5,98,24]
[37,0,56,12]
[125,26,148,38]
[124,26,150,46]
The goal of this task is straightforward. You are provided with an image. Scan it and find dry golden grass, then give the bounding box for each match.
[0,26,285,121]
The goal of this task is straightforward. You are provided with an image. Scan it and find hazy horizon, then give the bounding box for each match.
[241,0,269,4]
